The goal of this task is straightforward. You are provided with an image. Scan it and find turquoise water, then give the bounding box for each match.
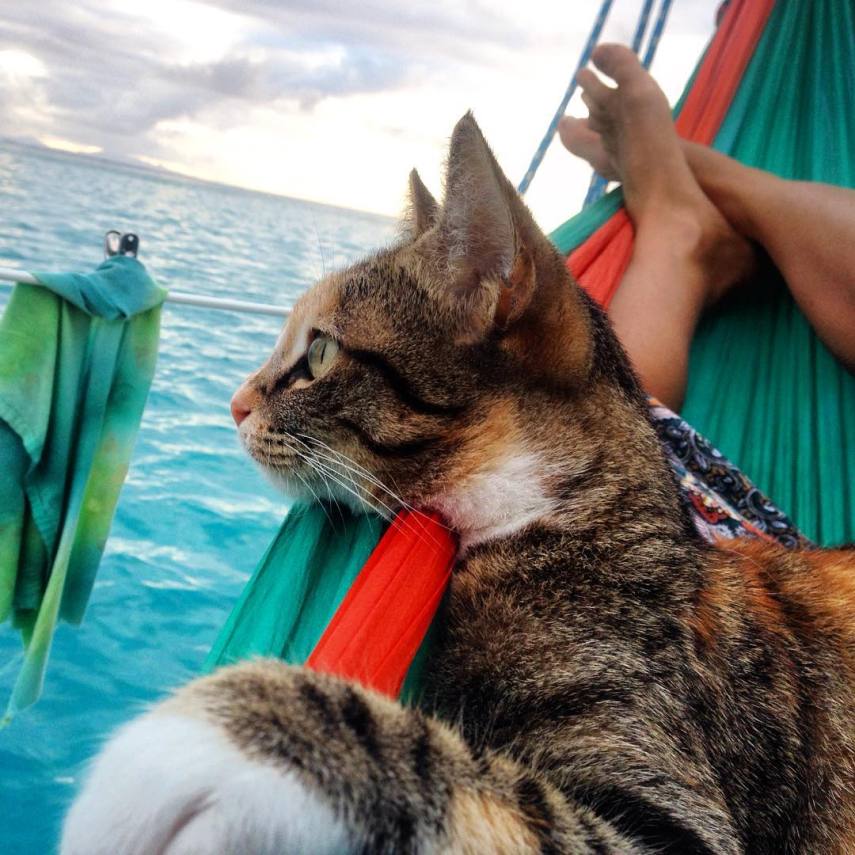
[0,140,394,853]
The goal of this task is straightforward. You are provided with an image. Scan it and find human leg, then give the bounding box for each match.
[560,46,855,378]
[558,44,753,410]
[681,144,855,372]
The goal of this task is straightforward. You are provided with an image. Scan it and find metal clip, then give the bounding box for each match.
[104,230,121,257]
[119,233,139,258]
[103,231,140,259]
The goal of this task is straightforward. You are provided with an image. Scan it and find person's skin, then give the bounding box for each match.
[558,43,855,411]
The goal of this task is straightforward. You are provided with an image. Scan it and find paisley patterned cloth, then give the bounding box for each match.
[651,400,808,549]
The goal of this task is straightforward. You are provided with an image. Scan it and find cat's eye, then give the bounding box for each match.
[307,334,339,380]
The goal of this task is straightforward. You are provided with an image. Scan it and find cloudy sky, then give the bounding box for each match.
[0,0,717,229]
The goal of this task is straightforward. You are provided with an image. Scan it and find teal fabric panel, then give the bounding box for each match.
[0,257,164,718]
[681,0,855,546]
[205,503,439,701]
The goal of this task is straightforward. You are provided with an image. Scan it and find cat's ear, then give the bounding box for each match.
[432,113,548,335]
[428,113,592,384]
[402,169,439,240]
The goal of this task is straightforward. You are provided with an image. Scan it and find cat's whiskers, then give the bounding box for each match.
[293,446,349,529]
[298,443,443,549]
[256,430,444,548]
[288,438,443,548]
[296,434,454,541]
[306,460,393,521]
[277,433,392,520]
[256,432,340,528]
[298,451,393,521]
[297,436,409,508]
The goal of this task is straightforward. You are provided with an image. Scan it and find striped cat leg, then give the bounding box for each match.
[61,660,638,854]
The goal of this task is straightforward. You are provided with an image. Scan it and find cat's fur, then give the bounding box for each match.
[62,114,854,854]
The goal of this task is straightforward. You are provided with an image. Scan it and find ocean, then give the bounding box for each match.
[0,139,395,853]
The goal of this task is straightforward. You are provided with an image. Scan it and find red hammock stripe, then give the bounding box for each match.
[307,0,777,698]
[306,511,455,696]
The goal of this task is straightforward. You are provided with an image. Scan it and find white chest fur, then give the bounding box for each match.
[430,451,556,552]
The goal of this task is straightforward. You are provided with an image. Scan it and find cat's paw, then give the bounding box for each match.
[60,708,354,855]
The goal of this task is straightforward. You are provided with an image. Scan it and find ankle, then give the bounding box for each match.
[632,199,755,307]
[681,142,766,240]
[633,201,710,262]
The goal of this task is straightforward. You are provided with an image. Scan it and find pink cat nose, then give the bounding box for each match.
[230,383,256,426]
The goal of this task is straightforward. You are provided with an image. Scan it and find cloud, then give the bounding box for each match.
[164,47,406,110]
[2,0,628,161]
[0,0,425,160]
[206,0,528,61]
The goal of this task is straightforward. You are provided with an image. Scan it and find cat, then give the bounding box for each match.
[61,114,854,854]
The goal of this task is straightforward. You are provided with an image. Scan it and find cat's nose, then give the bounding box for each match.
[230,382,256,426]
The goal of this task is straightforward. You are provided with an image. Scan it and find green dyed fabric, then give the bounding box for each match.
[552,0,854,545]
[0,256,164,719]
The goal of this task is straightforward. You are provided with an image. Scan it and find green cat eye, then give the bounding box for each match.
[307,334,339,379]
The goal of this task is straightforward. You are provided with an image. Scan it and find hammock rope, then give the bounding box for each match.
[639,0,672,68]
[517,0,614,195]
[630,0,656,53]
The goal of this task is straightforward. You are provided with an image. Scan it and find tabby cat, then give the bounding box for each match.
[62,114,854,854]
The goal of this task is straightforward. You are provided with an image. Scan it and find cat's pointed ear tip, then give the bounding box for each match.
[452,111,481,136]
[449,112,491,163]
[405,167,439,237]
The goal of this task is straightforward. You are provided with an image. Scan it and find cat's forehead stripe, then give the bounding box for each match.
[280,273,343,366]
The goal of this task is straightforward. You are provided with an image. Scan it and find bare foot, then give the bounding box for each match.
[559,44,754,303]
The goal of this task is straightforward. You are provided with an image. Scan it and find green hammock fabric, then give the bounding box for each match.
[0,257,164,719]
[204,503,438,701]
[551,0,855,546]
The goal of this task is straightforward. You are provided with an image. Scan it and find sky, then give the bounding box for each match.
[0,0,717,230]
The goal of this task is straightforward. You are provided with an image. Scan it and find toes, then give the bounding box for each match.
[557,116,597,154]
[581,91,610,129]
[558,118,616,178]
[576,67,612,104]
[591,43,643,85]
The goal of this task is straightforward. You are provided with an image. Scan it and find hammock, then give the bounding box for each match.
[208,0,854,700]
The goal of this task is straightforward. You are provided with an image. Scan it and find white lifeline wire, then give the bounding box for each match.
[0,266,291,318]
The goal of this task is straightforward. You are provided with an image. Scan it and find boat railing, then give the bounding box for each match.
[0,266,291,317]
